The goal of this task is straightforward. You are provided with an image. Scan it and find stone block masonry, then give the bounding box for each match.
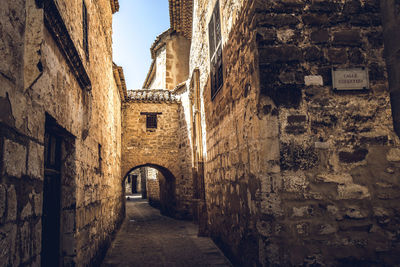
[255,1,400,265]
[191,0,264,264]
[188,0,400,265]
[0,0,124,266]
[122,91,193,219]
[147,174,161,208]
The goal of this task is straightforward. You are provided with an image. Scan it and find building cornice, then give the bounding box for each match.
[143,29,172,89]
[142,60,156,89]
[43,0,91,91]
[150,28,172,59]
[110,0,119,14]
[169,0,193,40]
[113,63,127,101]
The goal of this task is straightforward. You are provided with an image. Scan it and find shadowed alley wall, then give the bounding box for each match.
[0,0,124,265]
[186,0,400,265]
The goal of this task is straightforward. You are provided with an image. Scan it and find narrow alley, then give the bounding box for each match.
[101,196,231,267]
[2,0,400,266]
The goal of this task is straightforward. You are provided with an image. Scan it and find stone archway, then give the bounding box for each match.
[122,92,194,219]
[123,164,177,217]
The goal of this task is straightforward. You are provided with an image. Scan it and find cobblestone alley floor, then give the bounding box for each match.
[101,196,231,267]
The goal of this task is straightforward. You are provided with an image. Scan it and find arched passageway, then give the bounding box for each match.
[122,96,194,219]
[123,164,177,217]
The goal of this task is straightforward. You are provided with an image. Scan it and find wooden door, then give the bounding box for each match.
[41,132,62,267]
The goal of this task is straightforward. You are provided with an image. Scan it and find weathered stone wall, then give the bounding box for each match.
[145,31,190,91]
[189,0,263,264]
[124,178,132,194]
[122,99,193,218]
[188,0,400,265]
[148,46,167,89]
[255,0,400,265]
[125,168,143,194]
[147,170,161,207]
[0,0,123,266]
[165,33,191,90]
[177,101,195,216]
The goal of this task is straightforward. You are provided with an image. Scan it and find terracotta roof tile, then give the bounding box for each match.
[127,89,180,103]
[169,0,193,39]
[110,0,119,14]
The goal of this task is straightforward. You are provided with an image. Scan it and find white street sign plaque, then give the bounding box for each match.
[332,67,369,91]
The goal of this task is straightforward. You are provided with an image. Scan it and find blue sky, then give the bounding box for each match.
[112,1,170,89]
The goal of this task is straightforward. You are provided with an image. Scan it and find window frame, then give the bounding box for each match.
[146,114,158,129]
[208,0,223,100]
[140,112,162,130]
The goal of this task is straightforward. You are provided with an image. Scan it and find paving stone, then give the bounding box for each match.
[101,199,231,267]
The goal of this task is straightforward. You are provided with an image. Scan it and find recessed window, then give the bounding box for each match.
[209,0,223,99]
[82,0,89,58]
[141,112,162,130]
[146,114,157,129]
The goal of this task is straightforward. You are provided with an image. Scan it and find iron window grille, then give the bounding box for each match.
[146,114,157,129]
[140,112,162,130]
[209,0,223,100]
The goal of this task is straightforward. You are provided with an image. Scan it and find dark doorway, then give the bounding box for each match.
[42,126,62,267]
[132,175,138,193]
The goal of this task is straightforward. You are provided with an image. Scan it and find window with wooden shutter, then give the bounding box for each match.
[208,0,223,99]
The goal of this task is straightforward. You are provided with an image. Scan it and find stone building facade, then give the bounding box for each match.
[0,0,124,266]
[142,29,191,91]
[166,0,400,265]
[122,90,193,218]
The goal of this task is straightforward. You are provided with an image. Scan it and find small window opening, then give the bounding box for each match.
[141,112,162,130]
[146,114,157,129]
[82,0,89,59]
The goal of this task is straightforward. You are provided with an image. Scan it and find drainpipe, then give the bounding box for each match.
[381,0,400,138]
